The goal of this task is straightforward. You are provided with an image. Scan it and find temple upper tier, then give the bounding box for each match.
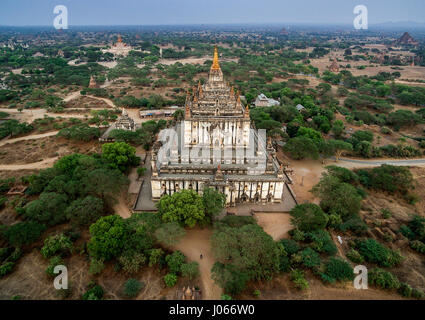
[185,46,247,118]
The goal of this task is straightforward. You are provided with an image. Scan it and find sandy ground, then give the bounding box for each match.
[172,228,222,300]
[254,213,292,241]
[0,157,58,171]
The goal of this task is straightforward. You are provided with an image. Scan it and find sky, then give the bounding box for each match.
[0,0,424,26]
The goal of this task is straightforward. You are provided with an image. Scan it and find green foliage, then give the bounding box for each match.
[148,248,164,267]
[368,268,400,290]
[355,239,403,267]
[356,165,414,196]
[165,251,186,274]
[279,239,300,255]
[221,294,232,300]
[300,247,321,268]
[157,190,205,228]
[412,288,425,299]
[181,262,200,280]
[82,283,104,300]
[45,256,64,277]
[381,209,392,219]
[154,222,186,247]
[66,196,104,227]
[211,223,280,282]
[3,221,46,246]
[398,282,413,298]
[313,174,362,220]
[0,262,14,278]
[211,262,250,295]
[24,192,68,227]
[88,215,129,261]
[124,278,144,298]
[306,230,337,256]
[346,249,364,264]
[410,240,425,254]
[290,203,328,232]
[40,233,73,258]
[102,142,138,172]
[283,136,319,160]
[323,257,354,282]
[218,216,256,228]
[290,269,309,290]
[118,251,146,274]
[58,124,100,142]
[202,188,226,222]
[89,258,105,275]
[164,273,178,287]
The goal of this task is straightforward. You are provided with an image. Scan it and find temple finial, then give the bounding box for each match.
[245,104,250,117]
[211,45,220,70]
[185,103,191,118]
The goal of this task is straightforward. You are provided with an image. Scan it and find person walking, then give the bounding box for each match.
[200,253,203,259]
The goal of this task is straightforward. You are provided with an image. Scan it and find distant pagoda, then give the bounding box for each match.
[328,57,340,73]
[395,32,419,46]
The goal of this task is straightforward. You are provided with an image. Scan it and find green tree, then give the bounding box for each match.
[154,222,186,247]
[331,120,345,138]
[312,175,362,219]
[157,190,205,228]
[66,196,104,227]
[88,215,129,261]
[124,279,144,298]
[3,221,46,246]
[181,262,200,280]
[283,136,319,160]
[24,192,68,227]
[327,139,353,161]
[164,273,178,287]
[290,203,328,232]
[102,142,138,172]
[165,251,186,274]
[40,233,73,258]
[202,187,226,222]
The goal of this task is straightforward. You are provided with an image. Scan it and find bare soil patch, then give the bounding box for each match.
[254,213,292,241]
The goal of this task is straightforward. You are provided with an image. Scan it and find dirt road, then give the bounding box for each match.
[0,157,58,171]
[0,131,59,147]
[173,228,222,300]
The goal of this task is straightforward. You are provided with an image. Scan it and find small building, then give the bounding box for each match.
[254,93,280,107]
[99,108,136,142]
[328,58,340,73]
[139,108,179,119]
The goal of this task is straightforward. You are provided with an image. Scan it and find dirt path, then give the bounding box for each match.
[0,157,58,170]
[113,194,132,219]
[172,228,222,300]
[0,131,59,147]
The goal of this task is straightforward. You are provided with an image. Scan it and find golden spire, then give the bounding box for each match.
[194,94,197,103]
[230,85,234,97]
[185,103,191,118]
[245,104,250,118]
[211,45,220,70]
[236,90,241,104]
[117,34,122,43]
